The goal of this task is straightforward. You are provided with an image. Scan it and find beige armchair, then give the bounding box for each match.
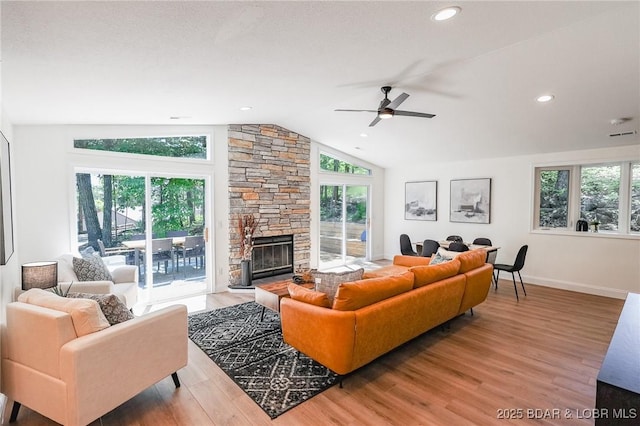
[56,253,139,308]
[1,297,188,425]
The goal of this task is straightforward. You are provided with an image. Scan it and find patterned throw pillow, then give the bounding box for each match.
[312,268,365,303]
[429,247,462,265]
[72,256,113,281]
[67,292,134,325]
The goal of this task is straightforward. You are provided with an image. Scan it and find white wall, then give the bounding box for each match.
[385,145,640,299]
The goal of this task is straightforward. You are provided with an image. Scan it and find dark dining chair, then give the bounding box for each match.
[420,239,440,257]
[400,234,418,256]
[446,235,463,243]
[494,245,529,301]
[472,237,492,246]
[448,242,469,252]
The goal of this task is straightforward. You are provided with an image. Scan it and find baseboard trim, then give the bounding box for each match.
[522,274,629,300]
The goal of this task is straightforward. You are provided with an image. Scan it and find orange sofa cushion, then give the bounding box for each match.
[287,284,331,308]
[409,258,461,288]
[457,249,488,273]
[392,255,431,267]
[332,271,414,311]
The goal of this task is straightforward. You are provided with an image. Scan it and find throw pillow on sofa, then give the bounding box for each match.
[287,284,331,308]
[312,268,364,303]
[73,255,113,281]
[429,247,461,265]
[67,292,134,325]
[17,288,111,336]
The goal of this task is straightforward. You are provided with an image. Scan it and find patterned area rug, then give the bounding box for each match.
[188,301,339,419]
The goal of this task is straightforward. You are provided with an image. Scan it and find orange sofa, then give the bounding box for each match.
[280,250,492,376]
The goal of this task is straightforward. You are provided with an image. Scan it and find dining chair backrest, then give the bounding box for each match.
[512,245,529,271]
[152,238,173,253]
[399,234,417,256]
[448,242,469,252]
[421,239,440,257]
[473,237,492,246]
[446,235,463,243]
[184,235,204,250]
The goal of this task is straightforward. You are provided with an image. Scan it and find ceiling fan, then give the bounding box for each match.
[335,86,436,127]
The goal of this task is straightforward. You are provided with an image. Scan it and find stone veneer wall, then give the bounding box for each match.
[228,124,311,285]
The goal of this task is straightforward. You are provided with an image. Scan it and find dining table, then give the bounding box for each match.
[121,237,186,267]
[414,240,499,262]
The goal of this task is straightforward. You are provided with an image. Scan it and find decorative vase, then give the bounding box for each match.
[241,259,252,287]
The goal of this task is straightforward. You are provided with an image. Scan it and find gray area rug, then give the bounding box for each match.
[188,301,339,419]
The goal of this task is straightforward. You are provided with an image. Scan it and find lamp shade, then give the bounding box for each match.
[22,261,58,290]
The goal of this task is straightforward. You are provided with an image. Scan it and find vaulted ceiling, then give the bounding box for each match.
[2,1,639,168]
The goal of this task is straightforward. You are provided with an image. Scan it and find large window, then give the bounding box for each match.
[320,153,371,175]
[534,162,638,234]
[74,136,208,159]
[538,169,570,228]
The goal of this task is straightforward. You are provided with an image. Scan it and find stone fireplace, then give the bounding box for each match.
[251,234,294,279]
[228,124,311,286]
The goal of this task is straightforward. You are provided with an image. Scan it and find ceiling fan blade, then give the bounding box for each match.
[386,92,409,110]
[369,116,381,127]
[335,109,377,113]
[394,110,436,118]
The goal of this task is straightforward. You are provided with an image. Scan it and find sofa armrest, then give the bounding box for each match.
[59,305,188,426]
[110,265,138,284]
[59,281,114,294]
[280,298,356,375]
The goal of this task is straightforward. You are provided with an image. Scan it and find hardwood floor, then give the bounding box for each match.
[2,282,624,425]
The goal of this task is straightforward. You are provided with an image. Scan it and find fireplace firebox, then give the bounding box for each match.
[251,235,294,279]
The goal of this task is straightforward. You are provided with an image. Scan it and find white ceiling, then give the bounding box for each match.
[2,1,639,168]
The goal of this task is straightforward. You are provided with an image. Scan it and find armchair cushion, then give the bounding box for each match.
[72,256,113,282]
[17,289,110,337]
[67,293,134,325]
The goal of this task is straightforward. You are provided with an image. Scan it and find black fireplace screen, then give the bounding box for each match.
[251,235,294,279]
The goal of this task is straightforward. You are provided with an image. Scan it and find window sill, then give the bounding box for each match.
[530,229,640,240]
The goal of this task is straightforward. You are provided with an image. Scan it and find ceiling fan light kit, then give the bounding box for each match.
[335,86,436,127]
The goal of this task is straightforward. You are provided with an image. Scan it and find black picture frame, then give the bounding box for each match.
[450,178,491,224]
[0,132,14,264]
[405,181,437,221]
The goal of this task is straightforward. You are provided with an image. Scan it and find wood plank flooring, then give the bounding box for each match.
[2,282,624,425]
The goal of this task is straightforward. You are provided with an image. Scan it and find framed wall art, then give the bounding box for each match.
[450,178,491,224]
[405,181,437,221]
[0,132,14,264]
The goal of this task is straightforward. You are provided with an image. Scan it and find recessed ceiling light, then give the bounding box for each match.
[360,133,368,138]
[239,106,252,111]
[536,94,555,103]
[355,147,362,150]
[432,6,461,21]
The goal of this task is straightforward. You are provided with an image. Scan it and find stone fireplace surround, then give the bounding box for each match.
[228,124,311,286]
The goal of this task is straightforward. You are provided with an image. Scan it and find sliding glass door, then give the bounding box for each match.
[76,172,209,303]
[320,184,368,269]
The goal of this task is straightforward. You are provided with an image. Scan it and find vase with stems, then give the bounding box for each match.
[238,214,258,286]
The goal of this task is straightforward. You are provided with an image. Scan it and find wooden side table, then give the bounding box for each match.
[254,280,314,320]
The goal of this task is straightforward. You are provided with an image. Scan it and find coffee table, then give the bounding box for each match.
[254,279,314,321]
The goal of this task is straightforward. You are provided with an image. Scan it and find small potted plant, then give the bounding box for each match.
[237,214,258,286]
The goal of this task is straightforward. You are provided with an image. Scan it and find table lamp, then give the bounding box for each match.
[22,261,58,290]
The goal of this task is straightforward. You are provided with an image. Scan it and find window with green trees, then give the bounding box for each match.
[534,162,638,234]
[320,153,370,175]
[538,169,570,228]
[580,165,620,231]
[74,136,207,159]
